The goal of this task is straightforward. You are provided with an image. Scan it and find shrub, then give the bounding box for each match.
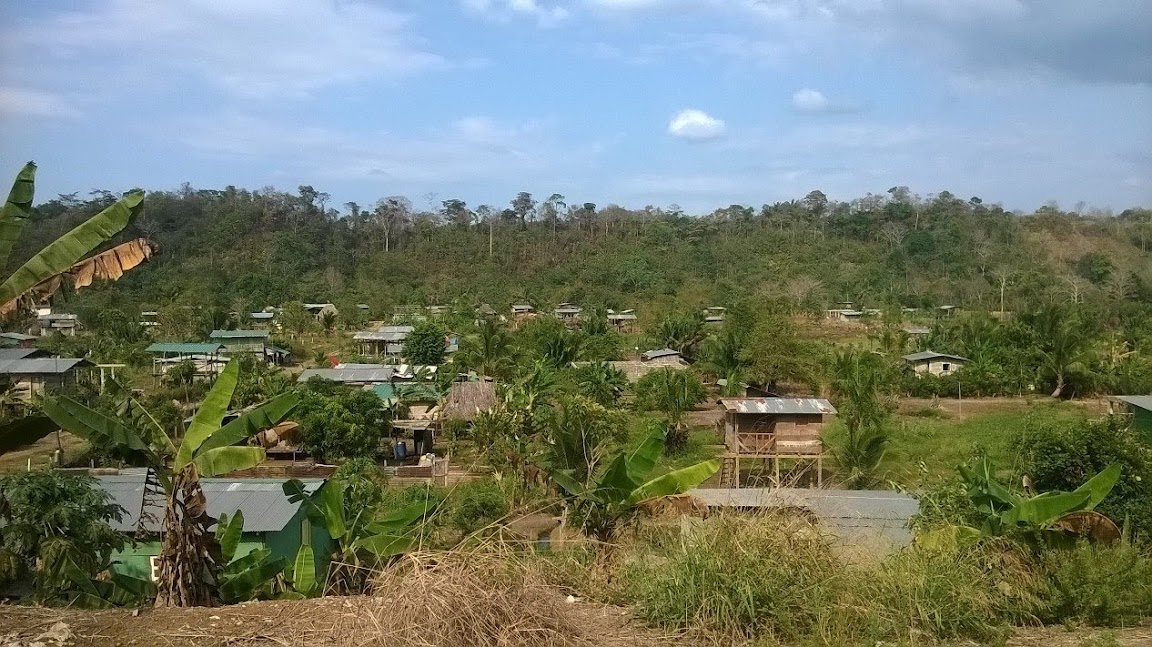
[405,321,448,366]
[445,479,510,534]
[1039,544,1152,627]
[1013,415,1152,539]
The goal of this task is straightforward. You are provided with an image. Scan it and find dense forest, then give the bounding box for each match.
[12,185,1152,319]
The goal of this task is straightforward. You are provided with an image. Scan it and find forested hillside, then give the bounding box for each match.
[11,185,1152,321]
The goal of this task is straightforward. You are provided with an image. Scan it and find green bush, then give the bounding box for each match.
[445,479,510,534]
[1013,415,1152,539]
[1039,544,1152,627]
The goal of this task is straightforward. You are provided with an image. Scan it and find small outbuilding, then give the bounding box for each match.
[0,332,37,348]
[0,354,93,399]
[903,350,968,377]
[1111,396,1152,437]
[145,342,226,378]
[353,325,414,357]
[606,309,637,331]
[210,329,270,354]
[719,397,837,488]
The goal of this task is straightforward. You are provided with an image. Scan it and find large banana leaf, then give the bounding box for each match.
[1071,462,1121,510]
[0,414,58,455]
[192,446,266,478]
[285,478,347,541]
[549,468,586,498]
[626,459,720,506]
[42,396,156,459]
[1001,491,1092,528]
[365,501,440,535]
[194,393,300,456]
[219,555,287,604]
[176,360,239,468]
[353,533,413,560]
[291,545,318,597]
[598,422,666,499]
[0,190,144,315]
[0,162,36,270]
[216,511,245,563]
[105,377,175,455]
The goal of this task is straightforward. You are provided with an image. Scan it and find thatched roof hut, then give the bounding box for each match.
[441,381,499,422]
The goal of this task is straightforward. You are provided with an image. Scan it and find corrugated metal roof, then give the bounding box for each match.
[210,329,270,339]
[1115,396,1152,412]
[511,304,534,312]
[146,343,225,354]
[608,313,637,321]
[690,488,918,545]
[0,347,42,360]
[0,332,37,341]
[249,312,275,320]
[297,367,394,383]
[0,357,89,374]
[641,348,680,361]
[354,331,409,342]
[91,474,325,533]
[901,326,931,335]
[720,398,837,415]
[902,350,968,362]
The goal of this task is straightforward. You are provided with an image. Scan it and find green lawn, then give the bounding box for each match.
[824,400,1094,488]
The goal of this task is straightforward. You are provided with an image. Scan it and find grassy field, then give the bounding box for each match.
[822,397,1102,488]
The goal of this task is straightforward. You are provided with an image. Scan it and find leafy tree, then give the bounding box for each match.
[0,471,125,603]
[295,380,390,461]
[404,321,447,365]
[571,361,628,406]
[743,315,827,393]
[542,395,627,482]
[634,368,707,450]
[279,301,315,337]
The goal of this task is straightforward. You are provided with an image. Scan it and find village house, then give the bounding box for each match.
[0,349,93,399]
[36,312,78,336]
[353,325,414,357]
[1111,396,1152,438]
[138,311,160,330]
[903,350,968,376]
[719,397,837,488]
[703,306,726,324]
[553,303,582,324]
[210,329,269,355]
[145,342,226,378]
[825,308,863,322]
[88,472,333,583]
[582,348,689,383]
[248,311,276,329]
[606,309,637,332]
[303,303,338,322]
[511,303,535,317]
[0,332,37,348]
[297,365,395,386]
[392,305,427,323]
[901,325,931,336]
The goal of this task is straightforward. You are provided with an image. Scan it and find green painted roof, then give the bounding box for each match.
[371,382,440,402]
[210,329,270,339]
[146,342,225,354]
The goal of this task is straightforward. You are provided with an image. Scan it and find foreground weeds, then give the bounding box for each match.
[530,513,1152,646]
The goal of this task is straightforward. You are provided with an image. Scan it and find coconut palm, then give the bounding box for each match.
[456,319,515,379]
[40,361,299,606]
[830,350,896,488]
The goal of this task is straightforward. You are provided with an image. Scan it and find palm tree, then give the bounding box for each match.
[699,326,749,395]
[634,368,706,450]
[830,350,894,488]
[456,319,514,378]
[653,311,706,359]
[1028,305,1098,397]
[573,361,627,406]
[41,361,299,606]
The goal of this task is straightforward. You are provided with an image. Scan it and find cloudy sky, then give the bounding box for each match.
[0,0,1149,213]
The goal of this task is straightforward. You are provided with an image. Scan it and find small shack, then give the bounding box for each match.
[248,311,276,328]
[210,329,269,354]
[89,472,332,582]
[353,325,414,357]
[900,325,930,336]
[903,350,967,377]
[703,306,726,324]
[441,381,499,424]
[719,397,837,488]
[640,348,684,365]
[511,304,535,318]
[36,313,78,336]
[553,303,582,324]
[0,353,92,399]
[145,342,226,378]
[606,309,637,331]
[0,332,37,348]
[825,308,863,322]
[1112,396,1152,437]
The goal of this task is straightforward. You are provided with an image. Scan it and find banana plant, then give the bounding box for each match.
[283,478,438,595]
[549,421,720,542]
[214,511,289,604]
[42,360,300,606]
[0,161,157,454]
[917,457,1122,551]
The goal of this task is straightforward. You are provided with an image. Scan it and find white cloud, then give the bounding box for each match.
[462,0,570,27]
[0,87,83,119]
[1,0,445,100]
[791,88,829,112]
[667,109,726,140]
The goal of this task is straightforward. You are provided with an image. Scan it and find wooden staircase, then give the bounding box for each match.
[719,457,737,488]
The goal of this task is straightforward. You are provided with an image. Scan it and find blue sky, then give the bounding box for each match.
[0,0,1149,213]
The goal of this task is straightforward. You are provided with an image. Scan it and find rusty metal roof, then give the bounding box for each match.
[720,398,837,415]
